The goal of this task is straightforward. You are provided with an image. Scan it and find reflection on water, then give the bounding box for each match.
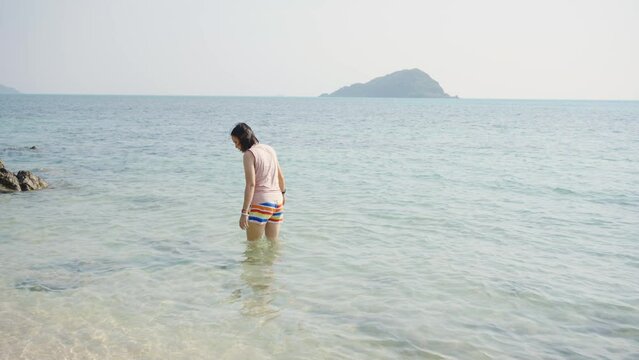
[240,240,281,321]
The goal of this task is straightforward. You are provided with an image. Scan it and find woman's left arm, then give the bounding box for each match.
[239,151,256,230]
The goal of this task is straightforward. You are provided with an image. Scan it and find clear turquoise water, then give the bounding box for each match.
[1,95,638,359]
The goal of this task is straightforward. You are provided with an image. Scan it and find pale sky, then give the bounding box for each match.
[1,0,638,99]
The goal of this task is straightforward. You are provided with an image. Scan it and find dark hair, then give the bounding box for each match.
[230,122,259,152]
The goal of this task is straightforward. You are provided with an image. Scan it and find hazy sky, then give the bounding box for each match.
[1,0,638,99]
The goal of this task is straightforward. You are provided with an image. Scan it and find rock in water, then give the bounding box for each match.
[16,171,48,191]
[0,160,48,193]
[0,167,21,192]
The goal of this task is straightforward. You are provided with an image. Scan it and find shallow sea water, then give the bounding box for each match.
[1,95,638,359]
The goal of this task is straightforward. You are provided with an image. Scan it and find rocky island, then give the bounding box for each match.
[0,84,20,94]
[321,68,455,98]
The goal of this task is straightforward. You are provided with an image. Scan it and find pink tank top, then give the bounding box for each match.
[247,144,283,204]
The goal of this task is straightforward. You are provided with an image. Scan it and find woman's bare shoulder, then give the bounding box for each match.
[243,149,255,160]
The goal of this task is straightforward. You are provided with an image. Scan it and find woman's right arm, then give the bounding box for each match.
[277,163,286,205]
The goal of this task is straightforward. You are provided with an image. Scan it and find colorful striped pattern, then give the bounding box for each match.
[248,202,284,224]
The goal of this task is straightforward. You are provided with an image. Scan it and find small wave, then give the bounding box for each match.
[590,195,638,207]
[553,187,577,195]
[14,278,80,292]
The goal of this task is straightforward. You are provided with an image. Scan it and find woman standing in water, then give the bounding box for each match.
[231,123,286,241]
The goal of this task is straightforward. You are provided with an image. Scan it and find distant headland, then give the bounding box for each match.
[0,84,20,94]
[321,69,455,98]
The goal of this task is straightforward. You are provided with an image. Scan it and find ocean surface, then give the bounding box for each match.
[1,95,638,359]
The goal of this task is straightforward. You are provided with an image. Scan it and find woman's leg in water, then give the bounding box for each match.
[246,223,265,241]
[265,222,281,241]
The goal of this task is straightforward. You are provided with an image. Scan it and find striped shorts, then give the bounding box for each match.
[248,202,284,224]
